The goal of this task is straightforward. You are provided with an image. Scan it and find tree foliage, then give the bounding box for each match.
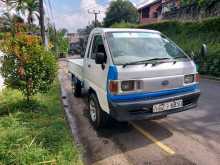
[0,13,24,34]
[0,33,57,102]
[103,0,138,27]
[1,0,39,26]
[48,26,69,57]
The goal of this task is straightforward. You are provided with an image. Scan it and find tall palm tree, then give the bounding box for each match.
[21,0,39,25]
[0,12,24,34]
[1,0,39,25]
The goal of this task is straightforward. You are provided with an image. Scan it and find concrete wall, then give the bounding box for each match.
[162,1,220,21]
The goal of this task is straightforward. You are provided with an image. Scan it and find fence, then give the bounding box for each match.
[162,1,220,21]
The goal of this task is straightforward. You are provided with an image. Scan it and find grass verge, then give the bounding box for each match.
[0,80,83,165]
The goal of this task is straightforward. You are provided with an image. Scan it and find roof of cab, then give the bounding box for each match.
[91,28,160,34]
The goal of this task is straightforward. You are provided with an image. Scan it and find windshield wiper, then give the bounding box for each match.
[122,57,172,68]
[173,56,188,60]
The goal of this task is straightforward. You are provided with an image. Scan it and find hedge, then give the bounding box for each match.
[112,17,220,76]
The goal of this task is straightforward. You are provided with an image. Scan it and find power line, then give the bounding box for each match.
[47,0,55,23]
[44,0,52,21]
[88,9,101,27]
[65,1,109,15]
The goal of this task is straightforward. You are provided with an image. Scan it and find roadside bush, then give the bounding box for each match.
[0,33,57,102]
[111,22,137,28]
[113,17,220,76]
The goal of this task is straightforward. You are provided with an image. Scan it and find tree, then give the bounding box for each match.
[0,33,57,102]
[0,13,24,34]
[103,0,138,27]
[22,0,39,25]
[48,26,69,57]
[1,0,39,26]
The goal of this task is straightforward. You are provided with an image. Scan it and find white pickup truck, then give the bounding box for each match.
[68,28,202,129]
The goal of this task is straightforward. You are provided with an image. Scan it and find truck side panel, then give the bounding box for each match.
[68,59,84,82]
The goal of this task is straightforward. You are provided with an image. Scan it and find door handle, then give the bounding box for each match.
[88,64,91,68]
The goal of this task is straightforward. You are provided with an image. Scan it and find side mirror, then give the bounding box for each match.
[95,52,106,64]
[200,44,208,57]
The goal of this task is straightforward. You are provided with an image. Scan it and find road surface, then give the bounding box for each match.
[59,59,220,165]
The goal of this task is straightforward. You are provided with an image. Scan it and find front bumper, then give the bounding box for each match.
[109,91,200,121]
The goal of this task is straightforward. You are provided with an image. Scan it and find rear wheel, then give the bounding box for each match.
[89,93,108,129]
[71,74,81,97]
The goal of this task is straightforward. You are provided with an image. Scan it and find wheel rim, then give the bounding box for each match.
[89,99,97,122]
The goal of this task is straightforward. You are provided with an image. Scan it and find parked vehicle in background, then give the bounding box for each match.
[68,28,205,129]
[69,42,81,55]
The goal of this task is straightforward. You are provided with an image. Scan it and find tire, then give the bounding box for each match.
[71,75,81,97]
[89,93,108,129]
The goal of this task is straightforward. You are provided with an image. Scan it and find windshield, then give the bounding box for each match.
[106,32,188,65]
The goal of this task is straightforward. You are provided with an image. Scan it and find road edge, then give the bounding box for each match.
[59,74,88,165]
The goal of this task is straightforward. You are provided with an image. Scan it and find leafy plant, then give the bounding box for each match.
[0,33,57,102]
[104,0,139,27]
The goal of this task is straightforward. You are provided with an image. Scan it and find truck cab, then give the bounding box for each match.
[68,28,200,129]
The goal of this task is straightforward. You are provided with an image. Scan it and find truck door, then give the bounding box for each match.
[84,34,110,112]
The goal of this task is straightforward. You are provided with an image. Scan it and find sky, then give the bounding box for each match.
[46,0,146,32]
[0,0,147,32]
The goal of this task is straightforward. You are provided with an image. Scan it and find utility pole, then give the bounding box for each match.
[39,0,46,45]
[88,10,100,27]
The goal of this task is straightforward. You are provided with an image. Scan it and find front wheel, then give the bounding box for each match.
[89,93,108,129]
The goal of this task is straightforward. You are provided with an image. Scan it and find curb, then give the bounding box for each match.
[60,83,82,146]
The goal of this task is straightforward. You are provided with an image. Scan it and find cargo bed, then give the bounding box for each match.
[68,58,84,81]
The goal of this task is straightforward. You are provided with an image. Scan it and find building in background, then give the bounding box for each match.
[137,0,180,24]
[67,33,80,43]
[138,0,161,24]
[161,0,180,14]
[67,33,80,55]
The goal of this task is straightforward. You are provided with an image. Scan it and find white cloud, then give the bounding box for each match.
[54,0,147,33]
[54,0,107,33]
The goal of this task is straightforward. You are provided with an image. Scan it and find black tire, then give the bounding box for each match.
[74,82,81,97]
[89,93,109,129]
[71,75,81,97]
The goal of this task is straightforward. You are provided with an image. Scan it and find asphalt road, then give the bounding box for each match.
[59,59,220,165]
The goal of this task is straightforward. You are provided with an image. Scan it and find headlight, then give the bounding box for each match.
[109,80,142,94]
[184,74,195,84]
[121,81,135,91]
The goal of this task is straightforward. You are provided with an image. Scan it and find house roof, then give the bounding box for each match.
[137,0,160,10]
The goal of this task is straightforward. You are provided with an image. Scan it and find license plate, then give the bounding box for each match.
[153,100,183,113]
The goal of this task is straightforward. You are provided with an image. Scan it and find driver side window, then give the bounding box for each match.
[91,35,106,60]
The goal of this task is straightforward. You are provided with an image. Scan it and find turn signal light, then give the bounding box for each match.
[108,81,118,94]
[195,74,200,82]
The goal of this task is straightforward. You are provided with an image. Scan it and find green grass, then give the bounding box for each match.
[0,81,83,165]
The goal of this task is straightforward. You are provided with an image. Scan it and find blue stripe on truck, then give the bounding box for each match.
[108,84,199,102]
[107,65,118,80]
[107,65,118,102]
